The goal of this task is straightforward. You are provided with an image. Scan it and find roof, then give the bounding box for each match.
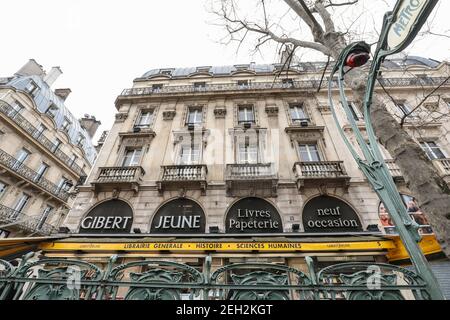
[5,75,97,165]
[139,56,441,80]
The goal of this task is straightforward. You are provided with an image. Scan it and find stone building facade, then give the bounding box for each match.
[0,59,99,238]
[57,57,450,272]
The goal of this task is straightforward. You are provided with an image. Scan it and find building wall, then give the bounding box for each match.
[64,59,450,235]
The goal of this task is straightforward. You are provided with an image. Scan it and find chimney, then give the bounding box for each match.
[95,130,109,153]
[55,88,72,101]
[79,114,101,139]
[15,59,45,77]
[43,66,63,87]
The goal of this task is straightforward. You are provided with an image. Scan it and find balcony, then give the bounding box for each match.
[92,166,145,194]
[157,165,208,195]
[293,161,350,191]
[0,100,86,177]
[118,77,449,99]
[0,204,57,236]
[225,163,278,197]
[0,148,70,203]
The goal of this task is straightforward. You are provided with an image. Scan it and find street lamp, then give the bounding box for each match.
[327,0,444,300]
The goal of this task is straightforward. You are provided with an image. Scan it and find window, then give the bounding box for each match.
[52,138,62,152]
[76,135,85,148]
[45,103,58,118]
[33,124,47,138]
[289,104,309,123]
[194,82,206,91]
[13,194,31,217]
[13,148,30,169]
[282,78,294,87]
[238,137,258,164]
[122,149,142,166]
[348,102,362,121]
[70,154,78,166]
[161,70,172,76]
[9,101,24,117]
[34,163,49,182]
[179,144,200,165]
[56,178,72,194]
[237,80,249,88]
[397,102,412,115]
[135,110,154,129]
[186,107,203,126]
[37,205,54,230]
[61,117,72,133]
[238,105,255,124]
[0,230,10,239]
[25,80,39,96]
[0,182,7,199]
[298,144,321,162]
[152,84,163,92]
[420,141,446,160]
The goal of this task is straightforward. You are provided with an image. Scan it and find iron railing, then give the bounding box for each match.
[119,77,449,97]
[160,165,208,181]
[0,100,86,177]
[95,166,145,183]
[226,163,277,180]
[293,161,348,178]
[0,149,70,202]
[0,255,431,300]
[0,204,57,236]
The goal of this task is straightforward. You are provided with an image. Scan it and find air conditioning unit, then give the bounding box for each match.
[209,226,220,233]
[133,126,141,133]
[292,224,300,232]
[300,120,309,127]
[187,123,195,131]
[243,122,252,129]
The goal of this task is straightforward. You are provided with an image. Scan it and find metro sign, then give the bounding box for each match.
[386,0,438,53]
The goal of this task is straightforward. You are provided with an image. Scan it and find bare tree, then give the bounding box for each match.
[210,0,450,257]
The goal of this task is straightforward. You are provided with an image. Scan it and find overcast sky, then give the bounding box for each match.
[1,0,449,141]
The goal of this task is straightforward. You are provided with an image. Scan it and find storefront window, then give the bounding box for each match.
[378,194,433,235]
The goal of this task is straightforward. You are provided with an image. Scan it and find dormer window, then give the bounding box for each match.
[282,78,294,87]
[194,82,206,91]
[152,84,163,93]
[25,80,39,96]
[61,117,72,133]
[237,80,249,88]
[9,101,24,117]
[45,103,58,118]
[161,70,172,76]
[76,134,85,147]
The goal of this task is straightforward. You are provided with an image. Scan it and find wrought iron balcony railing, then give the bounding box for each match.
[226,163,277,180]
[92,166,145,194]
[0,100,86,177]
[157,165,208,195]
[119,77,449,97]
[293,161,350,190]
[0,149,70,202]
[0,204,57,236]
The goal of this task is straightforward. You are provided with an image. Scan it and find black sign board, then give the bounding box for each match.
[302,196,362,233]
[225,197,283,233]
[79,199,133,234]
[150,198,206,233]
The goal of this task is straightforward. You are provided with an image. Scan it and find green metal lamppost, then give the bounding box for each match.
[328,0,445,299]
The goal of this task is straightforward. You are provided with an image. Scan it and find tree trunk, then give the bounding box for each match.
[328,39,450,258]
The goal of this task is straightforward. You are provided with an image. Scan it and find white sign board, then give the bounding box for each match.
[387,0,430,51]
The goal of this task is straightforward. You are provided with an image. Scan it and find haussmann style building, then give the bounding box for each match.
[1,56,450,300]
[0,59,99,239]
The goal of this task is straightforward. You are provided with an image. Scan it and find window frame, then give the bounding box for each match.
[178,143,201,165]
[289,103,309,124]
[121,148,143,167]
[297,143,322,162]
[420,141,447,160]
[186,106,203,126]
[237,105,256,124]
[134,109,154,129]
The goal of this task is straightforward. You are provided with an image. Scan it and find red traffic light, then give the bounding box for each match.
[345,51,370,68]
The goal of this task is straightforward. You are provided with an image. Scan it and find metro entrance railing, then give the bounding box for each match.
[0,254,431,300]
